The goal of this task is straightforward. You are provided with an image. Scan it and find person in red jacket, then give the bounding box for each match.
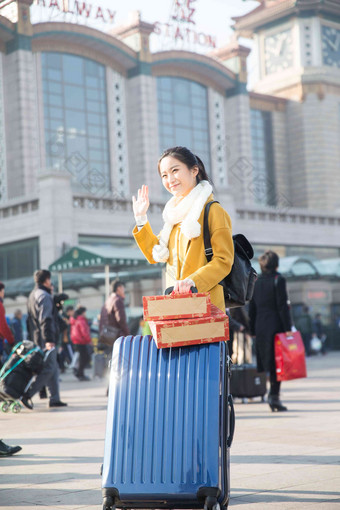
[70,307,92,381]
[0,282,15,348]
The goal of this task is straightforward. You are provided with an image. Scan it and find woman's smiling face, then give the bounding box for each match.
[159,156,198,198]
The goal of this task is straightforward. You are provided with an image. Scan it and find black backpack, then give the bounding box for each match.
[203,201,257,308]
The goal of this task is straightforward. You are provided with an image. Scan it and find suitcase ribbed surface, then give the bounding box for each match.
[102,335,227,504]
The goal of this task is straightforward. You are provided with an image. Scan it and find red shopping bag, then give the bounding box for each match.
[274,331,307,381]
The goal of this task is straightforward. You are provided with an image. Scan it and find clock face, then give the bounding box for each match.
[264,29,293,74]
[322,25,340,68]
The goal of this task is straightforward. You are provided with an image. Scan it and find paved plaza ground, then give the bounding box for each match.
[1,352,340,509]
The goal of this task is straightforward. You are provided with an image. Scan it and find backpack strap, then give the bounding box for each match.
[203,200,220,262]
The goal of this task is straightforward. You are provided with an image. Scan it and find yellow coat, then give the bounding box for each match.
[133,194,234,312]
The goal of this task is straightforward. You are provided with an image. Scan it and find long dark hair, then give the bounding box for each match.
[158,146,212,185]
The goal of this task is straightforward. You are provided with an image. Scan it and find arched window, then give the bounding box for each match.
[41,52,110,194]
[157,77,211,174]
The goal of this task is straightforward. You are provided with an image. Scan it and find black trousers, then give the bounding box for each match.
[269,366,281,396]
[75,345,90,377]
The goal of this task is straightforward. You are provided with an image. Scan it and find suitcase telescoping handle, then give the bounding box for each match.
[227,394,235,448]
[164,286,198,295]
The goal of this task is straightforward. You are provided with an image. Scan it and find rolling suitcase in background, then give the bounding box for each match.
[102,335,235,510]
[92,352,109,379]
[230,333,266,401]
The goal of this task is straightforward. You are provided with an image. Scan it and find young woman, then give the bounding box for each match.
[132,146,234,312]
[70,307,92,381]
[249,250,292,412]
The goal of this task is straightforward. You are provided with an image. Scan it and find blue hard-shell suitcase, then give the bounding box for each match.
[102,335,235,510]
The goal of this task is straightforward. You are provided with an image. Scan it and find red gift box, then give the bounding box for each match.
[149,305,229,348]
[275,331,307,381]
[143,292,211,321]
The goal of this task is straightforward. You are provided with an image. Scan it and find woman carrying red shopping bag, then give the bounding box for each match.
[249,250,292,412]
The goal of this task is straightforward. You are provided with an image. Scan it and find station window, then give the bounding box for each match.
[0,238,39,280]
[41,53,110,194]
[157,77,211,195]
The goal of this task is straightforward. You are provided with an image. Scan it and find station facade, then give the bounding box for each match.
[0,0,340,342]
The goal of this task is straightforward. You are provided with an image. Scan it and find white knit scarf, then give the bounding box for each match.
[152,180,213,263]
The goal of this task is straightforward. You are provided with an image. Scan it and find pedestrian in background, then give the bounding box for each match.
[0,283,15,355]
[52,293,69,373]
[70,306,92,381]
[313,313,327,355]
[226,309,245,361]
[229,306,252,364]
[25,270,67,409]
[295,305,313,356]
[99,280,130,346]
[249,250,292,412]
[10,309,23,343]
[60,305,75,370]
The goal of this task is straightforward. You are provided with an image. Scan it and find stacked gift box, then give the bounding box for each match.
[143,292,229,348]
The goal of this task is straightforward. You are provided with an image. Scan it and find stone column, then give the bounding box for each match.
[106,68,130,199]
[225,92,253,207]
[212,40,253,208]
[38,171,76,268]
[2,0,39,200]
[112,11,161,197]
[125,74,160,197]
[0,54,7,203]
[207,87,236,225]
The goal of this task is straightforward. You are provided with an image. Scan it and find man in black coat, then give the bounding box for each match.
[249,250,292,412]
[24,270,67,409]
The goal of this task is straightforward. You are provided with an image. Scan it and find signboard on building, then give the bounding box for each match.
[153,0,216,50]
[30,0,217,52]
[307,290,331,303]
[32,0,116,24]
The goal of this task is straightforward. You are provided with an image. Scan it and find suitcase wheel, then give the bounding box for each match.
[204,497,220,510]
[102,496,114,510]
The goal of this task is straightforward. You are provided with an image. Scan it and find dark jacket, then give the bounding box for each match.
[295,312,313,336]
[10,317,23,343]
[313,317,324,338]
[99,293,129,337]
[249,272,292,373]
[27,285,58,349]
